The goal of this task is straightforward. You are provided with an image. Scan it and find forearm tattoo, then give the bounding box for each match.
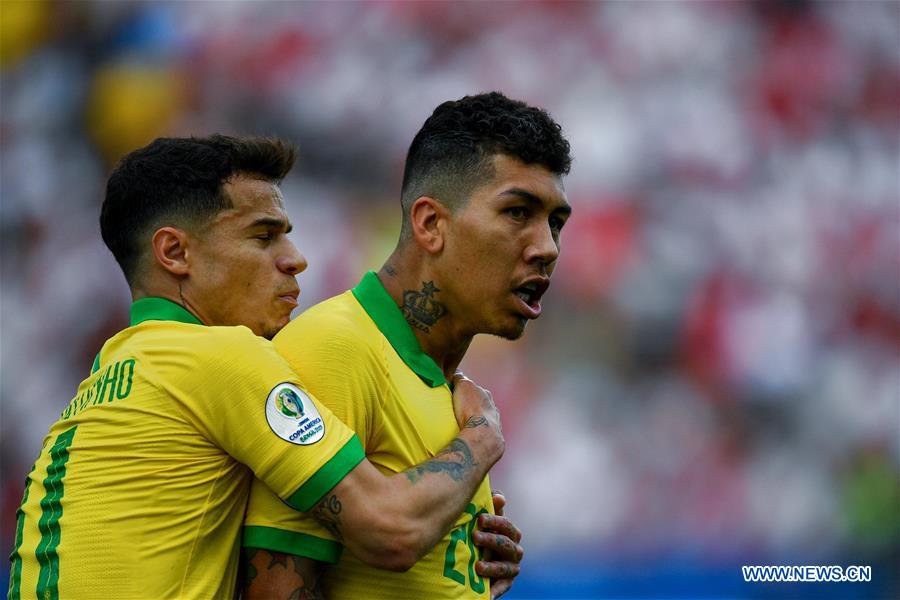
[401,281,446,333]
[241,549,324,600]
[268,552,289,570]
[287,554,324,600]
[405,437,478,484]
[287,587,323,600]
[312,493,344,540]
[240,548,259,589]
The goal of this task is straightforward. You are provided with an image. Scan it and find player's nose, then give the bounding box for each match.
[523,223,559,267]
[278,242,308,275]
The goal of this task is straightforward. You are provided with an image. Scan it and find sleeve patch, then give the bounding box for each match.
[265,382,325,445]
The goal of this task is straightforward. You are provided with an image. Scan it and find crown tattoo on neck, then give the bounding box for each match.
[402,281,447,333]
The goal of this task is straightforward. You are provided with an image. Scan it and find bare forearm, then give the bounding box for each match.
[394,415,502,549]
[311,415,503,570]
[241,548,324,600]
[404,415,498,481]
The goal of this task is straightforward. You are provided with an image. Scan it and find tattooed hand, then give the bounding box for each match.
[450,371,504,464]
[451,371,502,434]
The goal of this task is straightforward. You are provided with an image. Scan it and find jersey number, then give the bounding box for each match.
[9,426,77,600]
[442,503,488,593]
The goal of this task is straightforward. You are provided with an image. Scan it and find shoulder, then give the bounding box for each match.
[276,291,380,354]
[194,323,275,356]
[152,323,288,379]
[274,291,388,383]
[133,320,264,351]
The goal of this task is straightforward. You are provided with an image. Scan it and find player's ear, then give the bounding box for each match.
[150,226,191,276]
[409,196,448,254]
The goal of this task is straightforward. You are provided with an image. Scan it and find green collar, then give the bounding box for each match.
[93,297,204,374]
[351,271,446,388]
[129,297,204,327]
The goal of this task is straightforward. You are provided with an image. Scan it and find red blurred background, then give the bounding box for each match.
[1,1,897,597]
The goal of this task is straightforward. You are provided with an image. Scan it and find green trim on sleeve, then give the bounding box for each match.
[351,271,446,388]
[286,435,365,512]
[91,352,101,374]
[242,526,343,564]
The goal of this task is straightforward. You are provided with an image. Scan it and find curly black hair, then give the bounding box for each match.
[399,91,571,238]
[101,134,296,286]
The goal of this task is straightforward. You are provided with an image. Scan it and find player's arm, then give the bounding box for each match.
[243,495,523,600]
[305,372,503,572]
[242,549,324,600]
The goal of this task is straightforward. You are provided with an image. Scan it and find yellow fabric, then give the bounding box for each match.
[10,311,360,600]
[245,287,494,598]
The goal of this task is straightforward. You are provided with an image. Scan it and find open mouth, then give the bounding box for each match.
[512,279,550,318]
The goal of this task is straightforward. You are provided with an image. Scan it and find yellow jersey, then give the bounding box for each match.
[244,272,494,598]
[8,298,364,600]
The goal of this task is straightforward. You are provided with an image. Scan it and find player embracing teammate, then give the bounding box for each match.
[9,92,571,600]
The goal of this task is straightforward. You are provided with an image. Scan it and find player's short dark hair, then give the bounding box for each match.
[101,134,296,286]
[399,91,571,239]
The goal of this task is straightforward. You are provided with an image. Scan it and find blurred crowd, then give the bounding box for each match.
[1,0,897,596]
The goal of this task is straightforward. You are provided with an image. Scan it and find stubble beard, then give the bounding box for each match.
[492,316,528,341]
[260,317,289,340]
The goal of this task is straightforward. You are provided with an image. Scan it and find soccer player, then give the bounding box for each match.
[7,135,508,599]
[242,92,572,599]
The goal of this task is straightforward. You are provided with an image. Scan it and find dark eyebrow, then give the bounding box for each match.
[500,188,572,217]
[248,217,292,234]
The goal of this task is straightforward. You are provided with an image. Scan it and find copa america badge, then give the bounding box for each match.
[265,382,325,445]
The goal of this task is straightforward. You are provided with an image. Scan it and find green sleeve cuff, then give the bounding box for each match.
[287,434,365,511]
[243,526,343,564]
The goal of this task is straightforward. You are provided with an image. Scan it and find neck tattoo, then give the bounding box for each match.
[401,281,447,333]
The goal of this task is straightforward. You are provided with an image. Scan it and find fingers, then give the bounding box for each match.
[488,576,515,599]
[477,513,522,544]
[478,500,520,600]
[472,530,524,562]
[450,373,477,427]
[476,558,520,581]
[451,371,488,397]
[451,370,471,384]
[476,507,521,600]
[450,374,502,440]
[491,490,506,516]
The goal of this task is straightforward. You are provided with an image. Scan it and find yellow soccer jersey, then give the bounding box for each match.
[244,272,494,599]
[8,298,364,600]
